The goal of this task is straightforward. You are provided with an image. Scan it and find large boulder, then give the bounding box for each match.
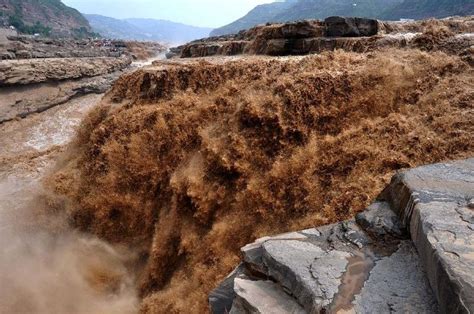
[325,16,379,37]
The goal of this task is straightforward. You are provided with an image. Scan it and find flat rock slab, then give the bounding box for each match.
[383,158,474,313]
[0,56,131,86]
[261,239,350,312]
[354,241,438,313]
[230,278,306,314]
[214,218,437,313]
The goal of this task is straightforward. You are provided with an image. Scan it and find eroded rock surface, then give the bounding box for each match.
[0,71,125,123]
[0,34,166,122]
[382,159,474,313]
[210,159,474,313]
[230,278,306,314]
[0,56,131,123]
[0,56,131,86]
[171,16,473,58]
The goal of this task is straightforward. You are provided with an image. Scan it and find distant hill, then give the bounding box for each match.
[382,0,474,20]
[210,1,297,37]
[84,14,212,44]
[85,14,147,40]
[0,0,94,37]
[211,0,474,36]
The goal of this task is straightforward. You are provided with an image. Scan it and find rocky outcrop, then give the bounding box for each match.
[0,56,131,86]
[210,0,474,37]
[325,16,379,37]
[0,53,134,122]
[0,29,167,122]
[210,158,474,313]
[382,159,474,313]
[0,70,125,123]
[171,16,474,58]
[0,34,166,61]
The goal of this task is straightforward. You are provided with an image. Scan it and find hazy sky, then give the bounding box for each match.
[63,0,275,28]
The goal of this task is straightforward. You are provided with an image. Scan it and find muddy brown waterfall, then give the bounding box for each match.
[1,1,473,313]
[53,45,473,312]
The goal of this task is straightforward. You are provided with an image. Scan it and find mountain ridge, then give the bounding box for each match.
[0,0,94,37]
[211,0,474,36]
[85,14,211,44]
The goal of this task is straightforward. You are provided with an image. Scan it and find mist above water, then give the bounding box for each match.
[0,228,138,314]
[0,94,139,314]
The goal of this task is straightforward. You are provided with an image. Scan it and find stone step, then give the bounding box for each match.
[230,278,306,314]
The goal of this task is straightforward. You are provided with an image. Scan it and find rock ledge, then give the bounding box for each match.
[210,158,474,313]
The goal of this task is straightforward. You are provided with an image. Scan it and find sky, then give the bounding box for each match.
[63,0,276,28]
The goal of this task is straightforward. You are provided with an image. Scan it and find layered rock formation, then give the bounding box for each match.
[211,159,474,313]
[169,16,474,58]
[0,35,152,60]
[0,56,131,85]
[0,57,131,123]
[0,31,166,122]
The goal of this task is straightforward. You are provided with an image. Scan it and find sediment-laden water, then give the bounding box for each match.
[0,94,138,314]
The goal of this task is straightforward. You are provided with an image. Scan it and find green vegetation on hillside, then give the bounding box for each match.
[8,15,51,36]
[1,0,94,38]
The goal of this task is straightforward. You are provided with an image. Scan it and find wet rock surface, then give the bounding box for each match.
[354,241,438,314]
[211,159,474,313]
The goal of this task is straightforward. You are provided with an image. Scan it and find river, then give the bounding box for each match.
[0,93,138,313]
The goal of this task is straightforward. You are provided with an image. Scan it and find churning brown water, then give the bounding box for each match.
[330,250,376,313]
[0,94,138,314]
[50,49,473,312]
[1,36,473,312]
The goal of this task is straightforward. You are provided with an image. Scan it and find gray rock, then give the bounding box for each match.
[230,278,306,314]
[241,231,307,274]
[354,241,438,313]
[211,158,473,314]
[383,159,474,313]
[261,240,350,312]
[356,201,407,240]
[209,264,247,314]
